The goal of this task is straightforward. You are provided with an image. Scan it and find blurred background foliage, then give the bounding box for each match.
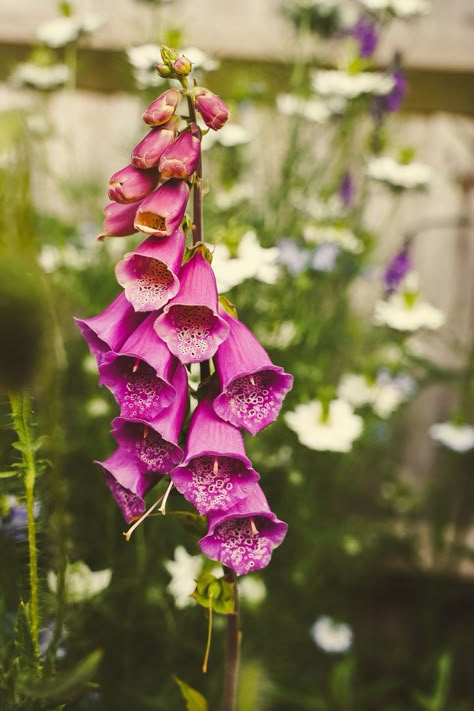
[0,1,473,709]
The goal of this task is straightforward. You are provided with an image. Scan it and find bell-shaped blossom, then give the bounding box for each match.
[131,118,179,170]
[142,88,182,126]
[108,164,159,204]
[213,310,293,435]
[171,396,260,515]
[98,313,178,420]
[75,292,146,367]
[98,201,141,240]
[154,250,229,363]
[134,179,190,237]
[115,229,185,312]
[199,485,288,575]
[159,126,201,179]
[193,87,229,130]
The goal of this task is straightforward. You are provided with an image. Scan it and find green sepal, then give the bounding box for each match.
[399,146,416,165]
[192,573,236,615]
[161,45,179,66]
[173,675,208,711]
[16,650,102,702]
[183,242,213,265]
[218,295,238,319]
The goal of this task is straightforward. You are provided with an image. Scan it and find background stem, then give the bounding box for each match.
[222,570,241,711]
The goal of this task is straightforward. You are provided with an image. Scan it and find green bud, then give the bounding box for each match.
[173,55,192,77]
[160,45,179,66]
[156,63,173,78]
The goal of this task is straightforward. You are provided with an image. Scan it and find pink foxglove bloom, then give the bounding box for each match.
[154,250,229,363]
[75,292,145,366]
[171,396,259,515]
[213,310,293,435]
[199,485,288,575]
[158,125,201,179]
[131,118,178,170]
[193,87,229,130]
[142,88,181,126]
[98,201,141,240]
[115,229,185,312]
[98,313,179,420]
[134,179,190,237]
[108,164,159,204]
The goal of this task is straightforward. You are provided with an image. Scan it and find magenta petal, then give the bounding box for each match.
[108,164,159,204]
[213,311,293,434]
[98,314,177,419]
[98,201,141,240]
[158,128,201,179]
[171,397,259,515]
[115,229,185,312]
[198,485,288,575]
[75,292,146,366]
[134,179,190,237]
[131,119,178,170]
[154,251,229,363]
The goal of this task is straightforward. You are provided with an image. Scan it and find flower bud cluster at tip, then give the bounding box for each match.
[78,46,289,576]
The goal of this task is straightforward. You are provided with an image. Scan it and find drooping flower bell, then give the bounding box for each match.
[171,395,260,515]
[198,485,288,575]
[74,292,146,367]
[115,228,185,312]
[158,124,201,180]
[192,87,229,130]
[108,164,159,204]
[98,313,179,420]
[154,248,229,363]
[134,179,190,237]
[98,200,142,240]
[213,309,293,435]
[142,88,182,126]
[131,118,179,170]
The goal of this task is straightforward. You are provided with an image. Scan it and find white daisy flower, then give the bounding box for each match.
[310,615,353,653]
[429,422,474,453]
[36,16,81,48]
[181,47,219,72]
[126,44,162,70]
[303,224,363,254]
[337,374,378,408]
[164,546,203,609]
[367,156,431,189]
[48,562,112,603]
[11,63,70,90]
[276,93,330,123]
[360,0,430,18]
[374,294,444,331]
[210,231,280,293]
[312,70,394,99]
[285,399,363,452]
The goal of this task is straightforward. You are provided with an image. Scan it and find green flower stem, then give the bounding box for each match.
[9,392,40,658]
[221,569,241,711]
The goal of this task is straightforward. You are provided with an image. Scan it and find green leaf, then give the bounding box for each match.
[173,675,208,711]
[0,470,19,479]
[14,602,40,675]
[17,650,102,702]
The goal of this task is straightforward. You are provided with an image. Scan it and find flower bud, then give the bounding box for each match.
[173,55,192,77]
[134,179,190,237]
[156,62,173,78]
[108,164,159,204]
[192,87,229,131]
[131,117,178,170]
[98,201,140,240]
[142,88,181,127]
[158,126,201,179]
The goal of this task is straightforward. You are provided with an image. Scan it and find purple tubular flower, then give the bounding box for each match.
[154,250,229,363]
[339,172,354,207]
[98,201,141,240]
[171,396,260,515]
[199,484,288,575]
[384,249,412,294]
[351,17,378,58]
[131,118,179,170]
[98,313,178,420]
[158,125,201,180]
[134,179,190,237]
[142,88,181,127]
[193,87,229,131]
[75,292,146,367]
[384,71,406,112]
[115,228,185,312]
[213,310,293,435]
[108,164,159,204]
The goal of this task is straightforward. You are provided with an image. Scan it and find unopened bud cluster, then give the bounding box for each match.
[77,47,292,575]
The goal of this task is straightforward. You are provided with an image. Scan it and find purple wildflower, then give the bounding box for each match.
[199,484,288,575]
[74,292,146,367]
[142,88,182,126]
[384,70,406,113]
[192,87,229,130]
[134,179,190,237]
[115,228,185,312]
[158,125,201,180]
[351,18,378,58]
[131,118,179,170]
[98,201,142,240]
[338,172,354,207]
[171,396,260,515]
[213,310,293,435]
[108,164,159,204]
[384,248,412,294]
[154,249,229,364]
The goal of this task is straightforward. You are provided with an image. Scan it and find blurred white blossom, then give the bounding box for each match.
[285,399,363,452]
[310,615,353,653]
[202,123,251,150]
[48,562,112,603]
[277,93,330,123]
[181,47,219,72]
[164,546,203,609]
[312,70,394,99]
[210,231,280,293]
[11,63,70,90]
[303,224,363,254]
[374,294,444,331]
[429,422,474,453]
[360,0,430,17]
[239,576,267,605]
[338,372,415,418]
[367,156,431,189]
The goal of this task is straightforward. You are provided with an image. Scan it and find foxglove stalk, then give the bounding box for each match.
[115,228,185,311]
[171,396,259,515]
[154,249,229,363]
[108,164,159,204]
[159,125,201,179]
[199,485,288,575]
[134,179,190,236]
[98,313,178,420]
[131,118,179,170]
[213,310,293,435]
[142,88,181,126]
[98,201,141,240]
[75,292,146,366]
